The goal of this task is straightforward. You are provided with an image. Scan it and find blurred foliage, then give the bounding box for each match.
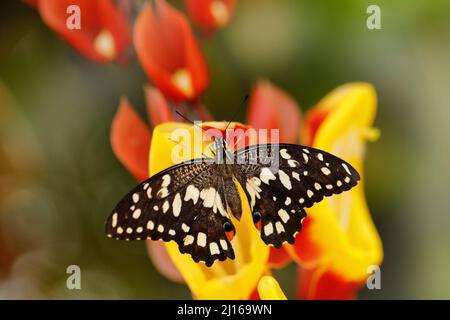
[0,0,450,299]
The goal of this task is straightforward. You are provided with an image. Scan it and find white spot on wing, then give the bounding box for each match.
[284,197,291,205]
[278,209,290,223]
[307,190,314,198]
[275,221,285,234]
[132,193,139,203]
[321,167,331,175]
[264,223,274,236]
[181,223,190,233]
[162,200,170,213]
[280,149,291,159]
[173,193,182,217]
[246,179,262,209]
[220,239,228,250]
[303,153,309,163]
[201,187,216,208]
[292,172,300,181]
[184,235,194,246]
[288,159,298,167]
[132,209,141,219]
[157,224,164,233]
[260,167,276,184]
[342,163,352,175]
[112,213,118,228]
[146,187,152,199]
[278,170,292,190]
[317,153,324,161]
[161,174,171,187]
[184,185,200,204]
[214,193,227,217]
[209,242,220,255]
[147,220,154,230]
[197,232,207,247]
[157,188,169,198]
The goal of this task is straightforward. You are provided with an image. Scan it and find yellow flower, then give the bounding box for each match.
[287,82,383,299]
[257,276,287,300]
[148,122,274,299]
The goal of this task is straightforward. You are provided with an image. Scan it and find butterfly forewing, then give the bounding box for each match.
[233,144,360,248]
[105,159,235,267]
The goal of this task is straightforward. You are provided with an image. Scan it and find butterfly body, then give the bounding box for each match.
[106,140,360,267]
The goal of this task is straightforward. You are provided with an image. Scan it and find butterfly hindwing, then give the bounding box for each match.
[234,143,360,248]
[105,159,235,266]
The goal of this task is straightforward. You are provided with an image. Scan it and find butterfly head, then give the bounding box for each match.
[211,136,234,164]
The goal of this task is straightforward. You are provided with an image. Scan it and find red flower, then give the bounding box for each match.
[37,0,131,63]
[184,0,236,32]
[134,0,209,102]
[297,267,362,300]
[247,80,302,144]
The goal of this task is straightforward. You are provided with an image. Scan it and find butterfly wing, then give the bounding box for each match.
[233,143,360,248]
[105,159,235,267]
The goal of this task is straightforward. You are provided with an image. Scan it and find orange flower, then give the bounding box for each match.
[134,0,209,102]
[184,0,236,32]
[37,0,131,63]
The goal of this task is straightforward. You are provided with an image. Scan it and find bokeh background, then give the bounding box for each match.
[1,0,450,299]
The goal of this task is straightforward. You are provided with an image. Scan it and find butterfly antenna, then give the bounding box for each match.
[175,110,208,133]
[224,94,249,132]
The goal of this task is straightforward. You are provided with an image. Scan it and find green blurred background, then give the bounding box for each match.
[1,0,450,299]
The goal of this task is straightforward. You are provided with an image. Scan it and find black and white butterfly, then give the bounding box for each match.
[105,137,360,267]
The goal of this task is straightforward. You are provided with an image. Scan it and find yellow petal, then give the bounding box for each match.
[149,122,269,299]
[257,276,287,300]
[299,83,383,282]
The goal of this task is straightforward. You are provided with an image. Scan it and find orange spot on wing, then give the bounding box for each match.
[225,230,235,241]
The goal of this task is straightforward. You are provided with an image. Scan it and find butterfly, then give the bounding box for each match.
[105,137,360,267]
